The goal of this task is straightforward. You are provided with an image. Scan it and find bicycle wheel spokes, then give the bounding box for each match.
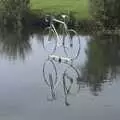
[43,27,57,55]
[64,29,80,60]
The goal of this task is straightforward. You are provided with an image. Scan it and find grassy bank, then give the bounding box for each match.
[0,0,94,30]
[30,0,91,20]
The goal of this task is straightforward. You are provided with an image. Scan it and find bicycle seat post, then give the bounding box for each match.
[45,15,54,26]
[50,15,54,25]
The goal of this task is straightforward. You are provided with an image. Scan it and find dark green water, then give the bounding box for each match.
[0,30,120,120]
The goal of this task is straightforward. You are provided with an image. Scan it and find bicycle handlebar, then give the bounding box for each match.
[45,14,69,29]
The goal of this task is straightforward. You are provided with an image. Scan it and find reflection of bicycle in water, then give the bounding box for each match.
[43,56,81,106]
[43,59,57,101]
[42,15,80,60]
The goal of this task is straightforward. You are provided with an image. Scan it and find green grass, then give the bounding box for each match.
[30,0,91,20]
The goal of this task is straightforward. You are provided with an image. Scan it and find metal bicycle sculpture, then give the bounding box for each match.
[43,56,81,106]
[42,14,81,60]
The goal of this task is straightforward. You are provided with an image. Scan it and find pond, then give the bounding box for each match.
[0,29,120,120]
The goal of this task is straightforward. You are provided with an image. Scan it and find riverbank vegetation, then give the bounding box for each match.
[30,0,90,20]
[0,0,120,31]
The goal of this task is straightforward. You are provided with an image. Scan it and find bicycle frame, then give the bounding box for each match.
[49,18,68,46]
[43,15,81,60]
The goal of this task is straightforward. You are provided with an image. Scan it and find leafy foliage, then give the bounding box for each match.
[0,0,30,27]
[90,0,120,29]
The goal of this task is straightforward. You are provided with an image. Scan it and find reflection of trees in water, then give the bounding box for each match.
[43,33,120,102]
[80,33,120,95]
[42,33,120,106]
[0,28,32,60]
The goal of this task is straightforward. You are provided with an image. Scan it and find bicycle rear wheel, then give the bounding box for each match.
[43,27,57,55]
[63,29,80,60]
[63,64,80,95]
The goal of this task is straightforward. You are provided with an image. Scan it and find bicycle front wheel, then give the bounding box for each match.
[63,29,80,60]
[43,59,57,86]
[43,27,57,55]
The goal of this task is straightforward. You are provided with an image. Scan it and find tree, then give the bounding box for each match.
[90,0,120,29]
[0,0,30,27]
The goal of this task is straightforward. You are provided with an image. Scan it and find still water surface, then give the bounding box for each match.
[0,31,120,120]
